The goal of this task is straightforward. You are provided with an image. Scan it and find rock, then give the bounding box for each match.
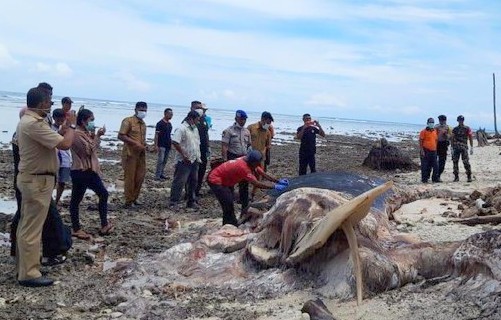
[470,190,483,201]
[111,312,123,318]
[460,207,479,218]
[301,298,336,320]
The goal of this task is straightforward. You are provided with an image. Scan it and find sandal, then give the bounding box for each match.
[41,255,67,266]
[72,229,91,240]
[99,223,114,236]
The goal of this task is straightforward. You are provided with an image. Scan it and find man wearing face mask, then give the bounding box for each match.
[16,87,76,287]
[221,110,252,210]
[118,101,148,208]
[247,111,274,199]
[169,110,202,210]
[419,117,439,183]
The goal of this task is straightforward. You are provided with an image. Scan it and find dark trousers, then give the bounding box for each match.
[11,143,71,258]
[195,151,208,196]
[436,141,449,177]
[209,182,238,226]
[227,152,249,209]
[299,152,316,175]
[70,170,109,231]
[420,149,439,183]
[452,145,472,177]
[170,161,199,206]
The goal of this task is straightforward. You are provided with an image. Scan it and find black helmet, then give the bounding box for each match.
[438,115,446,121]
[457,115,465,121]
[246,150,262,164]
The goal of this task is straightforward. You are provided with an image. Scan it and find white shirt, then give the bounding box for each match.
[172,121,201,163]
[52,123,72,168]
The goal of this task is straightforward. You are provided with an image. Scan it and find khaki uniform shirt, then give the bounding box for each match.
[222,123,251,156]
[119,115,146,157]
[172,121,201,163]
[17,110,64,174]
[247,122,271,157]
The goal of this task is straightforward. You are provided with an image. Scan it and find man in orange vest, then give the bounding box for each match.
[419,118,439,183]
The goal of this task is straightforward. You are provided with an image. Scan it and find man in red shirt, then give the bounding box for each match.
[208,150,288,226]
[419,118,439,183]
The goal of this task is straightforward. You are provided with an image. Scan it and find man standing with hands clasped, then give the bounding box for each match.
[451,115,474,182]
[296,114,325,175]
[118,101,148,207]
[16,87,76,287]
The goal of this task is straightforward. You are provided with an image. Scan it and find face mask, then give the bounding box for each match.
[262,123,270,130]
[34,107,52,117]
[136,111,147,119]
[427,123,434,129]
[86,121,95,131]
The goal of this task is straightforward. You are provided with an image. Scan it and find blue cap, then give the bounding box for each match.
[235,110,247,119]
[246,150,262,163]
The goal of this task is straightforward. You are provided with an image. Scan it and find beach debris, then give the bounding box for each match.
[362,138,419,171]
[475,128,489,146]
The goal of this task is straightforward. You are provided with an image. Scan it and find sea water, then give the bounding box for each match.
[0,90,422,145]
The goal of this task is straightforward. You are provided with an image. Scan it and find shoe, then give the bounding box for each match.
[41,255,67,267]
[169,203,180,211]
[123,202,135,209]
[467,176,472,182]
[133,200,143,206]
[160,175,169,180]
[186,203,200,210]
[98,223,114,236]
[72,229,91,240]
[155,176,167,181]
[453,176,459,182]
[19,276,54,287]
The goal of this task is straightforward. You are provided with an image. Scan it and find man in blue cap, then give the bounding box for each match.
[221,109,252,209]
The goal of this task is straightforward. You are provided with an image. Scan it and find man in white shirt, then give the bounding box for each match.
[168,110,201,209]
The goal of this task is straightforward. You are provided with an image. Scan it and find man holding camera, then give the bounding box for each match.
[296,113,325,175]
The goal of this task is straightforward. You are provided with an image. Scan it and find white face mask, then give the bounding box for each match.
[136,111,147,119]
[262,123,270,130]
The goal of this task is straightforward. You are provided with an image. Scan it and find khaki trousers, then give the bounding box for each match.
[16,173,54,280]
[122,151,146,203]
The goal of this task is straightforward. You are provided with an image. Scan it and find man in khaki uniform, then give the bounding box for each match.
[16,87,75,287]
[118,102,148,207]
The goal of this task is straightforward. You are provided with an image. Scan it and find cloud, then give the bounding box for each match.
[117,71,151,92]
[34,62,73,77]
[0,44,17,68]
[306,93,347,109]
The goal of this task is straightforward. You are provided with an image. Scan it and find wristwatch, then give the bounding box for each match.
[69,124,76,129]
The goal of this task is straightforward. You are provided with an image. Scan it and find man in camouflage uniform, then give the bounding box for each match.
[451,115,474,182]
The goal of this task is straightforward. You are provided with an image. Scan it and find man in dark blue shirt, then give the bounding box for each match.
[296,113,325,175]
[154,108,173,180]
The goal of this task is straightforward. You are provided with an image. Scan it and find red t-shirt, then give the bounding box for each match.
[208,157,263,186]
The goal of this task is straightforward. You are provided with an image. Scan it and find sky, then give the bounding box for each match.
[1,0,500,128]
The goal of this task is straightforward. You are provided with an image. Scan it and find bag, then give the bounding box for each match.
[42,200,73,257]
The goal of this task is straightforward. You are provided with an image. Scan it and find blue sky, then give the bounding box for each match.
[1,0,500,127]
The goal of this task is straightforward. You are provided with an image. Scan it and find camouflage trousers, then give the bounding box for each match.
[452,145,471,176]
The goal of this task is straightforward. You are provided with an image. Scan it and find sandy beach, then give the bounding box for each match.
[1,133,501,320]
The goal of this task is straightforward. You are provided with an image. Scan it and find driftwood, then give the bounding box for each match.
[476,129,489,147]
[454,214,501,226]
[362,138,418,170]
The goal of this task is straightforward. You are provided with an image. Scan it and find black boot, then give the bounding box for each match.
[467,174,472,182]
[454,174,459,182]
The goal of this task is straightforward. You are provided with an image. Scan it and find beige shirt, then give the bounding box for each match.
[222,123,251,156]
[119,115,146,157]
[71,129,101,173]
[16,110,63,175]
[172,121,201,163]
